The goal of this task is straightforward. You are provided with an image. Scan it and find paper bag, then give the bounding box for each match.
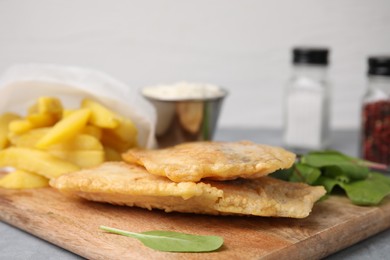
[0,64,156,148]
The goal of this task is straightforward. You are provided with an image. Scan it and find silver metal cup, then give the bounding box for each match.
[143,88,227,148]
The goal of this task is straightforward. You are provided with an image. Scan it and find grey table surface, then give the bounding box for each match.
[1,128,389,260]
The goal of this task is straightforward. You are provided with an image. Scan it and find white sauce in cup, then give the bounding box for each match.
[142,82,226,101]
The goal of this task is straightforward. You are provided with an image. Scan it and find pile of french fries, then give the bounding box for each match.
[0,97,138,189]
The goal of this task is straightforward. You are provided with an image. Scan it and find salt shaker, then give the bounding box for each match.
[361,56,390,165]
[283,47,331,152]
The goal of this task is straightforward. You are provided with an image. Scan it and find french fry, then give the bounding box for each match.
[9,119,34,135]
[62,109,77,118]
[9,130,104,168]
[28,96,63,119]
[101,115,138,152]
[47,134,103,151]
[0,147,80,179]
[27,113,57,127]
[82,125,103,140]
[108,115,138,146]
[35,108,91,149]
[49,150,105,168]
[0,96,139,189]
[11,130,103,151]
[0,169,49,189]
[8,128,49,148]
[81,99,119,128]
[53,134,103,151]
[101,131,132,153]
[0,113,21,149]
[104,146,122,161]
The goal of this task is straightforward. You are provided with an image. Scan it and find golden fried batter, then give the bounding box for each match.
[50,162,325,218]
[122,141,296,182]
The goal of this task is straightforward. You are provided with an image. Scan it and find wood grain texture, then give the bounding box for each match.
[0,187,390,260]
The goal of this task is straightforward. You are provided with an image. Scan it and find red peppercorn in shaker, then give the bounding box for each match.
[361,56,390,165]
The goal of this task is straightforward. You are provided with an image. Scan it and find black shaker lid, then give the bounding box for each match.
[368,56,390,76]
[292,47,329,65]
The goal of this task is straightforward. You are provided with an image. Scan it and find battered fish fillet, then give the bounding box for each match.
[50,162,326,218]
[122,141,296,182]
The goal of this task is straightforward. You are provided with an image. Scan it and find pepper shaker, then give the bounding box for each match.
[361,56,390,165]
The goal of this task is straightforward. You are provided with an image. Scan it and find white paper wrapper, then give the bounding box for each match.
[0,64,157,148]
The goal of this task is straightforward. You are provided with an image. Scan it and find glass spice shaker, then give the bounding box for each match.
[283,47,331,152]
[361,56,390,165]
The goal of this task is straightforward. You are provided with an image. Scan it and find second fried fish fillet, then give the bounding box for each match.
[122,141,296,182]
[50,162,325,218]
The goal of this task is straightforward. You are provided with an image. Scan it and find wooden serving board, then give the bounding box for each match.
[1,187,390,260]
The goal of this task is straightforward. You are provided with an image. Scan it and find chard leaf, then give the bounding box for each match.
[289,163,321,185]
[270,168,293,181]
[335,175,350,183]
[315,173,390,206]
[271,150,390,206]
[323,166,350,183]
[301,151,369,180]
[100,226,224,252]
[339,172,390,206]
[314,176,339,193]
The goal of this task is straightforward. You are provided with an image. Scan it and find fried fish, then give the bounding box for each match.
[50,162,325,218]
[122,141,296,182]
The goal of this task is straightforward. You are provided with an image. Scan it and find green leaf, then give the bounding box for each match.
[99,226,224,252]
[314,176,340,193]
[315,173,390,206]
[289,163,321,185]
[301,150,369,180]
[323,166,350,183]
[269,167,293,181]
[339,172,390,206]
[271,150,390,206]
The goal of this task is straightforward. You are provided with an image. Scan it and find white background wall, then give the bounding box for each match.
[0,0,389,129]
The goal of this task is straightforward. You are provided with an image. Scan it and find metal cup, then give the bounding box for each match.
[142,88,227,148]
